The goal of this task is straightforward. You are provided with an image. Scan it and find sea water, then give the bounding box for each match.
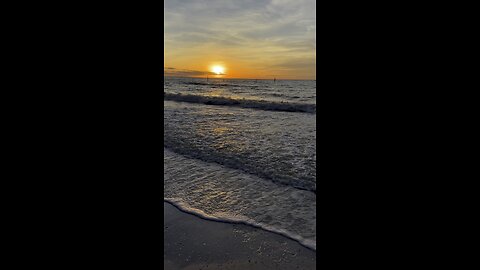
[164,76,316,250]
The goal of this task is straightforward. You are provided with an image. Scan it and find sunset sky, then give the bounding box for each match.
[164,0,316,80]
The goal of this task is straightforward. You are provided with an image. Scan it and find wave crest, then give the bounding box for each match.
[164,92,316,113]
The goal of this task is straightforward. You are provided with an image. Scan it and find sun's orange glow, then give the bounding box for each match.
[211,65,225,75]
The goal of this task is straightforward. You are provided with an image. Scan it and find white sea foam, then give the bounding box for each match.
[164,148,316,250]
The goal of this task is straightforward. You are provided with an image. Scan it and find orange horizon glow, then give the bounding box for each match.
[164,57,315,80]
[164,62,316,80]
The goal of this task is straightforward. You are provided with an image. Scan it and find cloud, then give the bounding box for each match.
[164,67,216,77]
[164,0,316,79]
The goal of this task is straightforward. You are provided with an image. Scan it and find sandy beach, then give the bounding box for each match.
[164,202,316,270]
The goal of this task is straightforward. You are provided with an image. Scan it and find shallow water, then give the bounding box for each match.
[164,77,316,249]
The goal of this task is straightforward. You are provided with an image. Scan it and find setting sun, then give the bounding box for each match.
[211,65,225,75]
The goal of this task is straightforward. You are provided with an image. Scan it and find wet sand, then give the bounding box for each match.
[164,202,316,270]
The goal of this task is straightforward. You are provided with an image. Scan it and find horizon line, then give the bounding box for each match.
[164,75,316,81]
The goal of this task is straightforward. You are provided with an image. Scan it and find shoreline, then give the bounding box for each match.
[165,199,316,251]
[164,201,316,270]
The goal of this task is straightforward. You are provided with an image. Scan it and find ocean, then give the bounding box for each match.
[164,76,317,250]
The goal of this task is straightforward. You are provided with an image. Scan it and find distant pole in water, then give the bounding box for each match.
[274,77,276,82]
[206,75,208,82]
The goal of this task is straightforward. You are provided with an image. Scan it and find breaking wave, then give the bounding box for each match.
[164,92,316,113]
